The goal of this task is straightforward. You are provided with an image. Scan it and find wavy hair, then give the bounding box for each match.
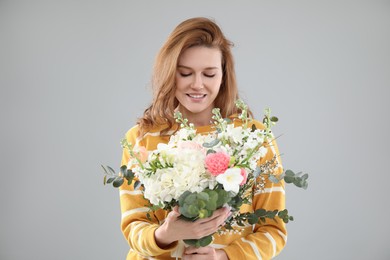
[138,17,248,136]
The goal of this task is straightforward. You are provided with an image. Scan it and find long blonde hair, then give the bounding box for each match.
[138,17,245,136]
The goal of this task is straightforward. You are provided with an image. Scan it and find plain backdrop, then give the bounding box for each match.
[1,0,389,259]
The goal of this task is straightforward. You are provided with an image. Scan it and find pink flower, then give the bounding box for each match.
[240,168,247,185]
[178,141,203,150]
[136,146,149,163]
[205,152,230,176]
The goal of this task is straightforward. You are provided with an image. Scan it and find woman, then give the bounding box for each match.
[120,17,287,259]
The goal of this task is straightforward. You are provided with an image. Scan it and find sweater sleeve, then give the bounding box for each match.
[119,127,178,257]
[222,135,287,260]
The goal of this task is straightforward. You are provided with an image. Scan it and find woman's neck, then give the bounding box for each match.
[177,106,213,127]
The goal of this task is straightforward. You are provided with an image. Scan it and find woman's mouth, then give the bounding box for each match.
[186,94,206,99]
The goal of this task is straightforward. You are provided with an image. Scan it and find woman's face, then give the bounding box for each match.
[175,46,223,125]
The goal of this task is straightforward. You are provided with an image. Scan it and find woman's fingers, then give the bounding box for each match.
[183,246,218,259]
[160,206,231,241]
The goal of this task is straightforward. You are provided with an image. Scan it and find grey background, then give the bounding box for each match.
[1,0,389,259]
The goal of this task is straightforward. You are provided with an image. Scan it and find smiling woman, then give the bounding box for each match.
[175,46,223,126]
[119,17,287,260]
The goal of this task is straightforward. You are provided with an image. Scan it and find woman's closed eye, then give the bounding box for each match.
[179,72,215,78]
[180,72,192,77]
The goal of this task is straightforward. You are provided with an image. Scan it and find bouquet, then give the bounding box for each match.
[102,100,308,247]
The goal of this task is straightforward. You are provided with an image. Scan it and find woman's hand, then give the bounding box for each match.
[154,206,230,248]
[183,246,229,260]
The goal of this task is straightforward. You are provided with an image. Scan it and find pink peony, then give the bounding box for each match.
[205,152,230,176]
[240,168,248,185]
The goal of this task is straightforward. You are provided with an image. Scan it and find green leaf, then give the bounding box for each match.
[206,149,216,155]
[103,175,107,185]
[254,209,267,217]
[267,210,278,219]
[301,173,309,180]
[293,179,303,188]
[100,164,108,174]
[107,177,116,184]
[120,165,127,175]
[203,139,220,148]
[278,209,288,218]
[269,175,280,183]
[124,169,134,179]
[206,200,217,211]
[284,175,295,184]
[253,166,261,178]
[106,165,116,175]
[285,170,295,177]
[199,235,213,247]
[113,177,124,188]
[134,180,141,190]
[197,192,209,201]
[251,124,257,132]
[247,214,258,225]
[270,116,279,123]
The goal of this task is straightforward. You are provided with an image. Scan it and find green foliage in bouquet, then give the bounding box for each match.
[178,188,231,247]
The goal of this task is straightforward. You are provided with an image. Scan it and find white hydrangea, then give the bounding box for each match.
[138,146,213,205]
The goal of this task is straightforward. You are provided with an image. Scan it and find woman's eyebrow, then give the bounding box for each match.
[177,65,220,70]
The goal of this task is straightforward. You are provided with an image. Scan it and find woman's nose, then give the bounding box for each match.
[191,74,204,90]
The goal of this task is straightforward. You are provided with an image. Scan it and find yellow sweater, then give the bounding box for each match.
[119,120,287,260]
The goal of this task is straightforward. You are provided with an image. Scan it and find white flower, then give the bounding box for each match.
[216,168,244,194]
[258,146,268,158]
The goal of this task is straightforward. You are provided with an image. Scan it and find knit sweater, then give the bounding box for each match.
[119,119,287,260]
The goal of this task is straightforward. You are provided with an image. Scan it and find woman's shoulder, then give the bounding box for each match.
[124,123,176,142]
[123,125,140,144]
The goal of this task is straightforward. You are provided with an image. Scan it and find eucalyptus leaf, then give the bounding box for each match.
[199,235,213,247]
[120,165,127,175]
[203,139,220,148]
[134,180,141,190]
[284,175,295,184]
[255,209,266,217]
[107,177,116,184]
[247,214,258,225]
[106,165,116,175]
[285,170,295,177]
[269,175,280,183]
[301,173,309,180]
[293,179,303,188]
[113,178,124,188]
[253,166,261,178]
[125,169,134,179]
[206,149,216,155]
